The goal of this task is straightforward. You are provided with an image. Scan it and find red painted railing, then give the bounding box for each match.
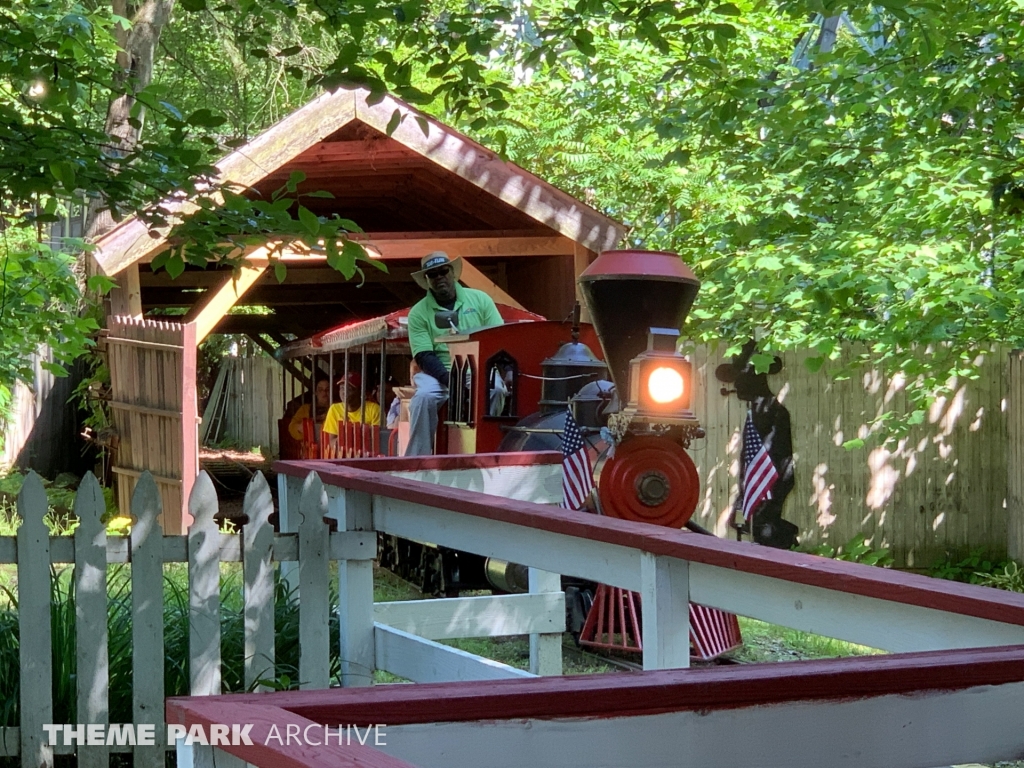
[300,418,394,459]
[168,645,1024,767]
[275,454,1024,628]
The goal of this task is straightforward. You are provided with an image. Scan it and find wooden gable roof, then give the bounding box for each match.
[93,88,626,277]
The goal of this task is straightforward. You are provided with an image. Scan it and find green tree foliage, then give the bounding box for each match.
[6,0,1024,438]
[658,1,1024,411]
[0,0,480,399]
[475,0,1024,428]
[0,2,192,410]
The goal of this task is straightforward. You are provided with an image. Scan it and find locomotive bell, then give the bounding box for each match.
[537,340,607,414]
[577,250,700,402]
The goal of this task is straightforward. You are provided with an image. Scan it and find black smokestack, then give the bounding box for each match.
[578,251,701,397]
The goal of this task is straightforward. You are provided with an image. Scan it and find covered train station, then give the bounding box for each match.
[94,87,625,335]
[89,87,626,531]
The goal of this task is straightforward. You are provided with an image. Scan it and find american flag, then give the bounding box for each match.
[742,411,779,521]
[560,408,594,510]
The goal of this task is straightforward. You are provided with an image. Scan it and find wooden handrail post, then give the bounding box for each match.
[329,485,376,687]
[640,553,691,670]
[528,568,563,676]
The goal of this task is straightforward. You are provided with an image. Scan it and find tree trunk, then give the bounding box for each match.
[85,0,177,243]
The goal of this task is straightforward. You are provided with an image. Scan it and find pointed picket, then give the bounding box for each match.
[73,473,109,768]
[188,471,221,696]
[243,472,276,691]
[130,472,165,768]
[298,472,330,689]
[17,472,53,768]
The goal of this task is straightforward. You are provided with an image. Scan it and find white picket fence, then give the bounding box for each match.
[3,471,291,767]
[1,465,565,768]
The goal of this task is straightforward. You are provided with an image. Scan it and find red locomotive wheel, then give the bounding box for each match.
[597,436,699,528]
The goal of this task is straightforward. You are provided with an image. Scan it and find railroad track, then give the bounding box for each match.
[561,641,748,672]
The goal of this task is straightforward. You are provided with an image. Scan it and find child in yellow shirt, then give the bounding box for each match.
[323,372,382,454]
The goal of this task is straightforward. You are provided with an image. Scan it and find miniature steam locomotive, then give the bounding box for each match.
[380,251,708,623]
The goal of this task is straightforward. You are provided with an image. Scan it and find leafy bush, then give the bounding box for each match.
[974,562,1024,594]
[0,471,126,537]
[928,549,1011,585]
[802,534,894,567]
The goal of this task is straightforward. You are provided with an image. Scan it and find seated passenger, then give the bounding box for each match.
[287,375,331,442]
[323,372,382,454]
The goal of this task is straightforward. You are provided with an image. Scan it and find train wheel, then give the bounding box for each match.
[597,435,699,527]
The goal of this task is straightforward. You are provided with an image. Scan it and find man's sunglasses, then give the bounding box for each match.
[425,266,452,280]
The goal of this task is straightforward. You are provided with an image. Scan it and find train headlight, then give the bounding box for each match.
[625,328,696,423]
[648,366,685,404]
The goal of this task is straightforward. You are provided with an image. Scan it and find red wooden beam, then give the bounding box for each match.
[167,644,1024,727]
[315,451,561,473]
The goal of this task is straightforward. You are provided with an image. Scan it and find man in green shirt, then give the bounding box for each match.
[405,251,504,455]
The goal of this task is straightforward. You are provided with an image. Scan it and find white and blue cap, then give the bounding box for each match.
[412,250,463,290]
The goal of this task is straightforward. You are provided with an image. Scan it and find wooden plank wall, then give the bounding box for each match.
[690,345,1011,569]
[0,347,90,476]
[218,356,299,455]
[107,318,197,534]
[506,254,575,322]
[1007,351,1024,563]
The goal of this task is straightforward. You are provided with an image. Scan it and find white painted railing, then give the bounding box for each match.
[8,450,1024,768]
[275,455,1024,676]
[164,451,1024,768]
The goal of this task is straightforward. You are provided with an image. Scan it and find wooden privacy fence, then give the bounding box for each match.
[0,346,85,476]
[1007,350,1024,562]
[207,355,301,455]
[689,345,1015,567]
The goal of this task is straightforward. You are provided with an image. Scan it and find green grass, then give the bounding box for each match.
[734,618,882,663]
[372,564,424,602]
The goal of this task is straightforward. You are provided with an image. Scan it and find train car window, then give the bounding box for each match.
[449,356,464,424]
[485,351,518,418]
[462,355,475,426]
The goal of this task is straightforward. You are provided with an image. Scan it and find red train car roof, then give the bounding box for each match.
[280,304,546,359]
